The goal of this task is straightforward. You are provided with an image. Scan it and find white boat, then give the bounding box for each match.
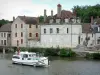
[12,51,49,67]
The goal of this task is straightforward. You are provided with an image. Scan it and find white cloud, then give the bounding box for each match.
[0,0,57,20]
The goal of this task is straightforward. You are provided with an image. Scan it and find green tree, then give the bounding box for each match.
[73,4,100,23]
[39,16,44,23]
[0,19,11,27]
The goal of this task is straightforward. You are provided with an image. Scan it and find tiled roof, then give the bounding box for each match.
[54,10,73,19]
[18,16,38,24]
[0,23,11,32]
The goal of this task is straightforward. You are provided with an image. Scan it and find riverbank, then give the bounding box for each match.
[1,47,100,60]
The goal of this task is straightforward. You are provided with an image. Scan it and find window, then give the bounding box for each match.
[4,33,6,37]
[1,33,3,37]
[15,33,17,37]
[29,24,31,28]
[21,39,23,44]
[15,24,17,28]
[23,54,28,58]
[12,56,20,59]
[4,40,6,45]
[44,29,46,33]
[36,33,38,37]
[1,40,3,45]
[28,58,31,60]
[17,40,19,46]
[21,24,23,28]
[56,28,59,33]
[67,28,69,33]
[50,28,53,33]
[8,34,11,37]
[21,32,23,37]
[29,33,32,37]
[36,25,38,28]
[97,39,100,44]
[92,33,93,37]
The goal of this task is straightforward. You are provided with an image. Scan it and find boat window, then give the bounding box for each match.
[23,54,28,58]
[29,54,31,57]
[28,58,31,60]
[32,54,36,57]
[13,56,20,59]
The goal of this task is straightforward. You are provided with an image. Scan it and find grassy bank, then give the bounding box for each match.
[85,52,100,60]
[12,47,76,57]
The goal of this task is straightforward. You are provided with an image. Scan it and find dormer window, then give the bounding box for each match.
[49,19,53,24]
[65,19,69,23]
[56,19,60,24]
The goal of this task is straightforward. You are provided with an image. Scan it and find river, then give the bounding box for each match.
[0,54,100,75]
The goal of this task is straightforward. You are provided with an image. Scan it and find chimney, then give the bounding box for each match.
[44,9,47,22]
[57,4,62,18]
[13,16,15,21]
[73,9,76,17]
[91,16,93,24]
[51,10,53,17]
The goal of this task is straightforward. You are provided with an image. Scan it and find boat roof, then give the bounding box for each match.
[19,51,36,54]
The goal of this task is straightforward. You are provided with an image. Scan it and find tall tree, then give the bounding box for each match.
[73,4,100,23]
[39,16,44,23]
[0,19,11,27]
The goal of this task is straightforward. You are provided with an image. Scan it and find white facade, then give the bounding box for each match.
[11,17,27,47]
[11,16,40,47]
[80,33,100,47]
[41,24,82,48]
[0,32,11,46]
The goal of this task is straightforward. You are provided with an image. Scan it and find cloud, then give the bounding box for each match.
[0,0,54,20]
[1,0,99,20]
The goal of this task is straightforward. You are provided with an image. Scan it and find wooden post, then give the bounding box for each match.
[17,40,20,55]
[3,47,5,54]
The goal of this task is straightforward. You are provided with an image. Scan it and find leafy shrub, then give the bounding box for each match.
[59,48,76,57]
[85,53,93,59]
[92,53,100,59]
[44,47,59,56]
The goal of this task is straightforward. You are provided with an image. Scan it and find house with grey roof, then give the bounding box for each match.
[0,23,11,46]
[11,16,40,47]
[40,4,82,48]
[80,16,100,48]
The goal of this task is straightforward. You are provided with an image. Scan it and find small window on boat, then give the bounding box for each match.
[13,56,20,59]
[28,58,31,60]
[29,54,31,57]
[32,54,36,56]
[23,54,28,58]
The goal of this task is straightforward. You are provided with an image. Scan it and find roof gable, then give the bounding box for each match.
[0,23,11,32]
[18,16,38,24]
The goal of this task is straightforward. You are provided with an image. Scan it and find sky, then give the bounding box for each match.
[0,0,100,21]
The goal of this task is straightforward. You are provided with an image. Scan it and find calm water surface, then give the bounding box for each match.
[0,54,100,75]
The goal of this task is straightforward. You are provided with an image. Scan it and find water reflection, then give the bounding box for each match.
[0,54,100,75]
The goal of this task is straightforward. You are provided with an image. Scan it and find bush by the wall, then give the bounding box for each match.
[59,48,76,57]
[85,53,93,59]
[13,47,75,57]
[85,52,100,60]
[92,53,100,59]
[44,47,59,56]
